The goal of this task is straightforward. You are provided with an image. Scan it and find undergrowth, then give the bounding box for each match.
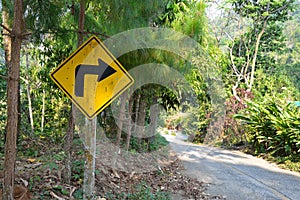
[258,153,300,173]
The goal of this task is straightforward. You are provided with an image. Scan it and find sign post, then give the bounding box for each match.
[83,118,96,199]
[50,36,134,198]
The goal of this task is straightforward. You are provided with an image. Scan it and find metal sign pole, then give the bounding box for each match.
[83,117,96,199]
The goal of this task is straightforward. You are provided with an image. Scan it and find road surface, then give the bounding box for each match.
[164,133,300,200]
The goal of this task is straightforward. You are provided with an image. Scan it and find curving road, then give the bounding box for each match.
[164,133,300,200]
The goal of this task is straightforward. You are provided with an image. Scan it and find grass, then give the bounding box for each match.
[258,153,300,173]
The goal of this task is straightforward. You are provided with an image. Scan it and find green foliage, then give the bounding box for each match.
[219,0,300,150]
[148,134,169,152]
[284,63,300,92]
[228,0,295,22]
[252,68,300,100]
[284,8,300,91]
[171,0,209,46]
[234,99,300,156]
[159,87,180,111]
[28,175,42,191]
[53,185,69,196]
[24,0,66,40]
[222,0,297,101]
[277,155,300,172]
[71,159,85,181]
[229,20,289,73]
[223,88,253,145]
[100,0,167,34]
[126,183,171,200]
[2,2,300,195]
[73,188,83,199]
[104,182,171,200]
[156,0,189,27]
[16,31,75,144]
[262,153,300,173]
[128,133,169,153]
[232,22,286,70]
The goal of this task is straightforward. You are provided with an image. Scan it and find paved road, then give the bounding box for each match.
[164,133,300,200]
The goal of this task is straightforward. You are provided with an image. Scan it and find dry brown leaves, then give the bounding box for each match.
[0,142,225,199]
[95,155,225,199]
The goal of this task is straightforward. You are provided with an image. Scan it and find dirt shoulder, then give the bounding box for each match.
[1,144,225,199]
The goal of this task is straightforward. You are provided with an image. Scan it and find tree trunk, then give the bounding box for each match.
[77,0,85,47]
[148,96,158,150]
[2,0,12,69]
[247,19,267,92]
[116,91,127,146]
[41,89,45,132]
[3,0,23,199]
[137,92,147,145]
[133,92,140,133]
[2,0,11,142]
[125,93,134,151]
[25,51,34,134]
[64,0,87,184]
[26,76,34,134]
[64,106,75,184]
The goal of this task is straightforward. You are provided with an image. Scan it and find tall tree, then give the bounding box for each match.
[1,1,69,198]
[3,0,24,198]
[97,0,168,146]
[227,0,295,100]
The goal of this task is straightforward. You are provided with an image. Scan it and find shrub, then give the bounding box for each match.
[234,99,300,156]
[223,88,253,145]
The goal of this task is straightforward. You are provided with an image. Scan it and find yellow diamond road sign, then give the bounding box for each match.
[50,36,134,120]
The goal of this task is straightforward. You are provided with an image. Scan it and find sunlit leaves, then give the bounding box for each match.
[234,99,300,156]
[171,1,208,45]
[229,0,295,22]
[24,0,66,39]
[99,0,167,34]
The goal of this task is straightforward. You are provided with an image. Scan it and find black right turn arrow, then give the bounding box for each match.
[74,58,117,97]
